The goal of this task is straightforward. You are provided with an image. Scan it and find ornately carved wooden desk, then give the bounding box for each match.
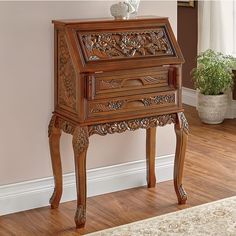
[48,16,189,228]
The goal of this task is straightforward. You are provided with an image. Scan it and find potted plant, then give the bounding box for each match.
[191,49,236,124]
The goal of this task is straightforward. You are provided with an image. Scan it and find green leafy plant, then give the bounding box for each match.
[191,49,236,95]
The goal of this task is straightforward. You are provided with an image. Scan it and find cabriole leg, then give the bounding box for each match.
[174,112,189,204]
[146,127,157,188]
[48,115,63,209]
[72,126,89,228]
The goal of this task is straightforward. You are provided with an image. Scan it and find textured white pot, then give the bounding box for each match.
[198,93,228,124]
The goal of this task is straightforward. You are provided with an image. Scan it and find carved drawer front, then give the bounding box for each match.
[87,91,177,118]
[86,67,176,100]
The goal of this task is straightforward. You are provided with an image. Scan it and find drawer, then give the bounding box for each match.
[86,66,176,100]
[87,90,177,118]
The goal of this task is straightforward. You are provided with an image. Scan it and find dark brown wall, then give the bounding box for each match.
[177,2,198,89]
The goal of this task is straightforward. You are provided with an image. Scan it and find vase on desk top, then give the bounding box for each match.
[110,0,140,20]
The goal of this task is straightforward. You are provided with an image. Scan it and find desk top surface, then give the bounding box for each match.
[52,16,168,25]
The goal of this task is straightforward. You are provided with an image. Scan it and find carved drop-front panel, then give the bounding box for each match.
[78,28,174,61]
[57,31,76,112]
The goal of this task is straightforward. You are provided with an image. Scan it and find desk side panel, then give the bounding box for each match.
[54,27,84,121]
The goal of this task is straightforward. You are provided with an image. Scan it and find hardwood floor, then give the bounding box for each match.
[1,105,236,236]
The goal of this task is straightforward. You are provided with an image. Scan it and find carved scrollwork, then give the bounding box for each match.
[88,114,177,136]
[89,94,175,114]
[58,31,76,111]
[99,75,165,91]
[142,94,175,106]
[48,115,57,137]
[178,184,187,203]
[179,112,189,133]
[49,116,76,136]
[143,76,162,84]
[72,126,89,156]
[57,117,75,135]
[74,205,86,227]
[90,100,126,113]
[99,79,122,89]
[80,28,174,61]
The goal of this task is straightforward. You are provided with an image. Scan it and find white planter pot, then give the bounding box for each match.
[198,93,228,124]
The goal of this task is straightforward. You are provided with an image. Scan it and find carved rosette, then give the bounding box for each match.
[80,28,174,61]
[88,114,177,136]
[72,126,89,156]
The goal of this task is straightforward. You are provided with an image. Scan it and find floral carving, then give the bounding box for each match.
[90,100,126,113]
[89,94,175,114]
[80,28,174,61]
[88,114,177,136]
[142,94,175,106]
[108,101,124,110]
[179,112,189,133]
[72,126,89,156]
[49,116,76,136]
[57,117,75,135]
[58,31,76,111]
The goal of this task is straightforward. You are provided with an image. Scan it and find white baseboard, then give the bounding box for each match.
[0,154,174,216]
[182,87,197,107]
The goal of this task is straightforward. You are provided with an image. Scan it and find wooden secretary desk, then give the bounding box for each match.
[48,16,189,228]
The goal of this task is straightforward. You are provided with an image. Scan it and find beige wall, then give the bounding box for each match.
[0,1,177,185]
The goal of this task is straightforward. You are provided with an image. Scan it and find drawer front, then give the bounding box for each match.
[87,90,177,118]
[86,67,176,100]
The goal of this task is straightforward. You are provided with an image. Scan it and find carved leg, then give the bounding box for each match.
[174,112,189,204]
[48,115,63,209]
[146,127,157,188]
[72,126,89,228]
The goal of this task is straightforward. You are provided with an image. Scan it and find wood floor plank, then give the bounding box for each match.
[0,105,236,235]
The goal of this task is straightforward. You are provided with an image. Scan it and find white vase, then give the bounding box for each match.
[110,2,135,20]
[197,93,228,124]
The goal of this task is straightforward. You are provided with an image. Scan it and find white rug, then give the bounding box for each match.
[86,196,236,236]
